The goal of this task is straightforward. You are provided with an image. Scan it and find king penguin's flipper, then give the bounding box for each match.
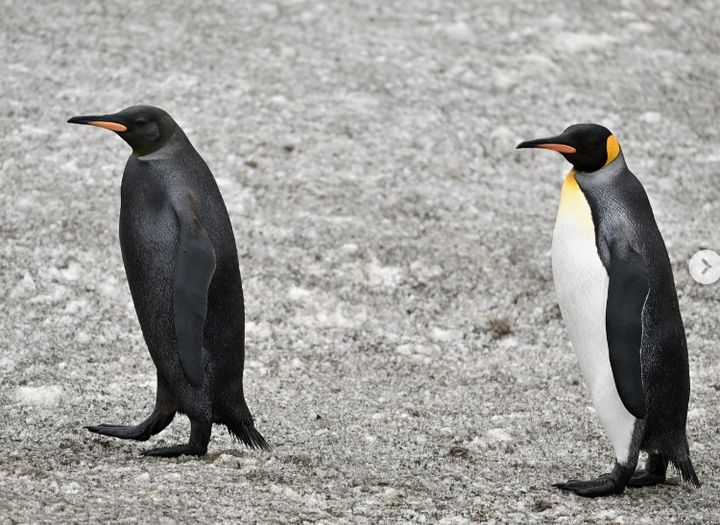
[606,243,649,419]
[172,194,216,387]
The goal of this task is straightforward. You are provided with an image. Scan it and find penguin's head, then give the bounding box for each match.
[516,124,621,172]
[68,105,177,156]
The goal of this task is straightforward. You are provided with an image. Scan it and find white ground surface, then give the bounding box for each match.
[1,0,719,523]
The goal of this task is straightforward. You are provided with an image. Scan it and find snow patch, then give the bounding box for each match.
[438,21,476,43]
[9,273,36,299]
[340,243,359,255]
[486,428,513,443]
[627,21,654,33]
[439,517,471,525]
[430,328,453,342]
[63,299,88,314]
[469,428,513,451]
[554,32,616,52]
[0,357,16,372]
[365,261,403,287]
[246,321,273,339]
[97,277,120,297]
[639,111,662,124]
[15,386,63,406]
[317,305,366,328]
[60,262,83,281]
[287,287,312,302]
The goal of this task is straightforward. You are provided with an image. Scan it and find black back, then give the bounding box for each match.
[575,156,690,447]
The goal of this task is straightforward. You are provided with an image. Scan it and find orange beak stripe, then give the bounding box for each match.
[536,143,576,154]
[88,121,127,132]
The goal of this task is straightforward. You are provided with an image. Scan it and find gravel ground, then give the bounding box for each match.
[2,0,719,523]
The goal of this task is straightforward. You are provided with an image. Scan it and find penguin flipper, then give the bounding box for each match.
[606,244,649,419]
[172,196,216,387]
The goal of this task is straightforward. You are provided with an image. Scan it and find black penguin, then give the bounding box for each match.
[517,124,700,496]
[68,105,268,457]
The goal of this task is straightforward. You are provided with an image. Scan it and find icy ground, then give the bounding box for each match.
[1,0,719,523]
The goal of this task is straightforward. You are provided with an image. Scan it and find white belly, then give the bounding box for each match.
[551,171,635,463]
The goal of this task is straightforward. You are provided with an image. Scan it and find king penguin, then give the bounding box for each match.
[68,105,268,457]
[517,124,700,497]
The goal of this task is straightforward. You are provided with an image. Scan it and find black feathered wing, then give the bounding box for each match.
[606,243,649,419]
[172,195,216,387]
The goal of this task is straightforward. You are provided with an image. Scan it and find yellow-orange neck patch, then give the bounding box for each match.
[604,135,620,167]
[558,169,595,236]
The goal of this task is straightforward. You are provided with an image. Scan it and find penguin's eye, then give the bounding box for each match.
[135,119,149,127]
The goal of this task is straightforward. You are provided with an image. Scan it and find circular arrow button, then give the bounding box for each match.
[689,249,720,285]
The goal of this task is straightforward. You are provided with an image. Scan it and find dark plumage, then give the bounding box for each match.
[68,105,268,456]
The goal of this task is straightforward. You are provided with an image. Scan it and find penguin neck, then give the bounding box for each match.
[575,151,627,179]
[133,127,187,160]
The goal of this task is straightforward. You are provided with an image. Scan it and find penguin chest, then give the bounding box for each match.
[551,173,609,382]
[119,177,178,318]
[551,171,635,461]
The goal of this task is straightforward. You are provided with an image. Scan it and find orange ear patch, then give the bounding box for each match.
[537,144,577,154]
[604,135,621,166]
[88,121,127,132]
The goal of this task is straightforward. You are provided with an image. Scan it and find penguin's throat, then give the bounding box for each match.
[130,121,179,157]
[132,136,171,157]
[557,169,595,236]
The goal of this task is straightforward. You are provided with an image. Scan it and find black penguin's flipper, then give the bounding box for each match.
[554,462,634,498]
[172,195,217,387]
[628,454,668,487]
[606,244,649,419]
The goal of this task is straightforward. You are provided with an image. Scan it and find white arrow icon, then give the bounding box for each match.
[689,250,720,285]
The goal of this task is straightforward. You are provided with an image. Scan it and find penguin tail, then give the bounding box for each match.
[673,456,701,488]
[222,401,270,451]
[669,446,701,488]
[226,420,270,452]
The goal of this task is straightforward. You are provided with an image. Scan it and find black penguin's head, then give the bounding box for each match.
[68,105,177,156]
[516,124,621,172]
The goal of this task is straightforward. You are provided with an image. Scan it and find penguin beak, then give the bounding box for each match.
[67,115,128,133]
[516,136,577,154]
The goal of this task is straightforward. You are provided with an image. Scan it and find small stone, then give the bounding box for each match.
[533,499,553,512]
[448,446,469,458]
[488,317,511,337]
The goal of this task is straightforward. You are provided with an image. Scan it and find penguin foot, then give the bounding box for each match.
[628,454,668,487]
[86,424,153,441]
[140,444,206,458]
[554,463,633,498]
[554,477,621,497]
[85,411,175,441]
[627,469,666,487]
[140,418,211,458]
